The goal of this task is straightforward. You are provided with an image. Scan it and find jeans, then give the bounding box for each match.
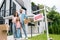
[21,23,27,38]
[16,28,21,38]
[12,23,22,38]
[12,23,16,38]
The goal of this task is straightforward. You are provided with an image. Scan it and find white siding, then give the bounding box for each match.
[12,0,21,12]
[5,0,10,24]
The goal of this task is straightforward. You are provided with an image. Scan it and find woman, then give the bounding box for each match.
[12,12,21,40]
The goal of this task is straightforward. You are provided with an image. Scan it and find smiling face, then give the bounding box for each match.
[14,12,18,17]
[20,9,23,13]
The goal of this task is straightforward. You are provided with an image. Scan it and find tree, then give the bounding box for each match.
[47,9,60,34]
[31,2,35,6]
[38,4,44,9]
[51,5,56,10]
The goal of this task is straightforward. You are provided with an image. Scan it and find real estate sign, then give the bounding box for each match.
[34,14,44,21]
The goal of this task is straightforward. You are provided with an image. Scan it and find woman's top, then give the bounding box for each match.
[16,21,21,29]
[12,16,17,23]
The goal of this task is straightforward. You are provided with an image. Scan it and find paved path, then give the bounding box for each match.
[7,34,39,40]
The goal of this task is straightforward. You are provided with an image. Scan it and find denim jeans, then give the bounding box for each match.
[16,28,21,38]
[12,23,22,38]
[12,23,16,38]
[21,23,27,38]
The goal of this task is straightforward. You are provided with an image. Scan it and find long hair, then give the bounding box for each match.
[13,12,18,17]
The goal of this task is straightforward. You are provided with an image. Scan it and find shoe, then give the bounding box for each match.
[14,38,17,40]
[20,38,22,40]
[21,37,25,40]
[25,37,28,39]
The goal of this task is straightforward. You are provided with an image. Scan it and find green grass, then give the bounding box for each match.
[28,34,60,40]
[49,34,60,40]
[28,34,47,40]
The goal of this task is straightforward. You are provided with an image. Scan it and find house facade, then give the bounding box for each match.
[0,0,45,34]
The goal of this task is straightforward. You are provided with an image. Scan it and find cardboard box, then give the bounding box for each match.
[0,24,9,40]
[24,19,30,24]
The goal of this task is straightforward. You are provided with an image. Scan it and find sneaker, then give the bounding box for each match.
[21,37,25,40]
[20,38,22,40]
[14,38,17,40]
[25,37,28,39]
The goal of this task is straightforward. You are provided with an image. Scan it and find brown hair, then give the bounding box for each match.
[13,12,18,17]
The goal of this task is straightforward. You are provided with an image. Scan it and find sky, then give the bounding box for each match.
[31,0,60,13]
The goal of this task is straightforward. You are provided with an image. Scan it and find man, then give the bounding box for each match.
[18,9,28,39]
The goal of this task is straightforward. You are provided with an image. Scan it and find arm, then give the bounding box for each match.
[18,12,20,16]
[24,14,28,19]
[12,17,17,23]
[3,15,13,19]
[12,16,14,23]
[24,14,30,24]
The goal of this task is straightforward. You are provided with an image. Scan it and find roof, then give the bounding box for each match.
[15,0,26,10]
[47,19,53,22]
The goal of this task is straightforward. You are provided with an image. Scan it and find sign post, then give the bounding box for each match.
[44,6,49,40]
[28,22,35,38]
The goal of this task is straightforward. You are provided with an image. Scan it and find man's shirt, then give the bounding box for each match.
[18,13,28,24]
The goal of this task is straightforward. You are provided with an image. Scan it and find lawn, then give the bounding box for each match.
[49,34,60,40]
[28,34,60,40]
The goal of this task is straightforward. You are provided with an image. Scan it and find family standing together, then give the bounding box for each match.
[12,8,28,40]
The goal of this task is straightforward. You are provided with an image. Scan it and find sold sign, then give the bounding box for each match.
[34,14,44,21]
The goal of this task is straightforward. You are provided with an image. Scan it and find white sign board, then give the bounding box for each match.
[34,14,44,21]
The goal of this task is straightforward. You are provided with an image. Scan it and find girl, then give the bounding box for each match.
[16,17,22,38]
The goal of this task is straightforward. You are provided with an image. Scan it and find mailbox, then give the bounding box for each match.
[28,22,35,26]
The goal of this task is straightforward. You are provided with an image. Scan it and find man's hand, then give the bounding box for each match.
[24,18,30,24]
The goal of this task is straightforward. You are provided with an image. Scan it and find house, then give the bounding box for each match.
[0,0,45,34]
[32,4,40,15]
